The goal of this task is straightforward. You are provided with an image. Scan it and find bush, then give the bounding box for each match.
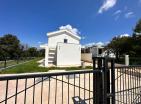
[130,57,141,65]
[117,57,141,65]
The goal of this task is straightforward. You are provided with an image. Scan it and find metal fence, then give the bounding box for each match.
[93,57,141,104]
[115,66,141,104]
[0,57,141,104]
[0,70,102,104]
[93,57,115,104]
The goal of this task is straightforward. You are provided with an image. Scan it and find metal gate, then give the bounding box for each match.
[93,57,115,104]
[0,69,102,104]
[115,66,141,104]
[93,57,141,104]
[0,57,141,104]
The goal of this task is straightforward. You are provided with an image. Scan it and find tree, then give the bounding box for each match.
[107,36,133,60]
[133,19,141,37]
[27,47,37,57]
[107,18,141,60]
[132,19,141,56]
[133,19,141,34]
[0,45,7,60]
[0,34,21,60]
[37,49,45,57]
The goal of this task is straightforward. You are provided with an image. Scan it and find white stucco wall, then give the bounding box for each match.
[89,46,104,57]
[48,33,79,48]
[40,44,49,67]
[56,43,81,67]
[90,47,98,56]
[45,46,49,66]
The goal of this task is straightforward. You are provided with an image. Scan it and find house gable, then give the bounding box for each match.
[47,29,81,40]
[47,29,81,47]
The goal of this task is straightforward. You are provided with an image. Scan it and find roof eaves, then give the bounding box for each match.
[47,29,81,40]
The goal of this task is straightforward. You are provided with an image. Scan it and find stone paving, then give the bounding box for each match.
[0,71,93,104]
[0,67,141,104]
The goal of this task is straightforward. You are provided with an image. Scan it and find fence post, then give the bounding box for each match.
[103,57,109,104]
[111,59,115,104]
[105,58,115,104]
[125,55,129,66]
[93,57,104,104]
[93,58,96,104]
[93,57,115,104]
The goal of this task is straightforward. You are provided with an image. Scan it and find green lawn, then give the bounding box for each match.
[0,58,92,74]
[0,58,32,69]
[0,60,18,68]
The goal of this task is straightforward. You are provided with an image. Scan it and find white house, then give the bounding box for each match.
[40,28,81,67]
[81,44,104,62]
[82,45,104,57]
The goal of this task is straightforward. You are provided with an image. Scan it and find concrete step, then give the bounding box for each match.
[48,56,55,59]
[49,48,56,50]
[48,60,54,62]
[49,52,55,55]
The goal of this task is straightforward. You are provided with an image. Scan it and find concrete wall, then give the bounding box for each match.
[81,53,92,62]
[48,33,79,48]
[45,46,49,66]
[57,43,81,67]
[90,47,98,57]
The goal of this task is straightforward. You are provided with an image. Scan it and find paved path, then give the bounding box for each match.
[0,70,93,104]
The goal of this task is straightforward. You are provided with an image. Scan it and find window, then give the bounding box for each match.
[98,49,102,54]
[64,39,68,43]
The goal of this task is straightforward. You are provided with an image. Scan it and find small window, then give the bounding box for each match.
[64,39,68,43]
[98,49,102,54]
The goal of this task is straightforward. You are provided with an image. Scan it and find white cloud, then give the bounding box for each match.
[119,33,130,38]
[85,42,107,47]
[98,0,117,14]
[113,10,121,15]
[59,24,80,35]
[95,42,104,46]
[38,41,42,44]
[113,10,122,21]
[85,42,95,47]
[125,12,134,18]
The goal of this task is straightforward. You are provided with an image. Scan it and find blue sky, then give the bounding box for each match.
[0,0,141,47]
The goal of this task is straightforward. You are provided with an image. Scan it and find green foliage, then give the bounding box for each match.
[107,36,133,59]
[27,47,37,57]
[107,18,141,60]
[0,34,45,61]
[116,57,141,65]
[37,49,45,57]
[134,19,141,33]
[0,34,21,60]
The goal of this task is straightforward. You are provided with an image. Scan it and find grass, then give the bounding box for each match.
[0,59,32,69]
[0,58,92,74]
[0,60,17,68]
